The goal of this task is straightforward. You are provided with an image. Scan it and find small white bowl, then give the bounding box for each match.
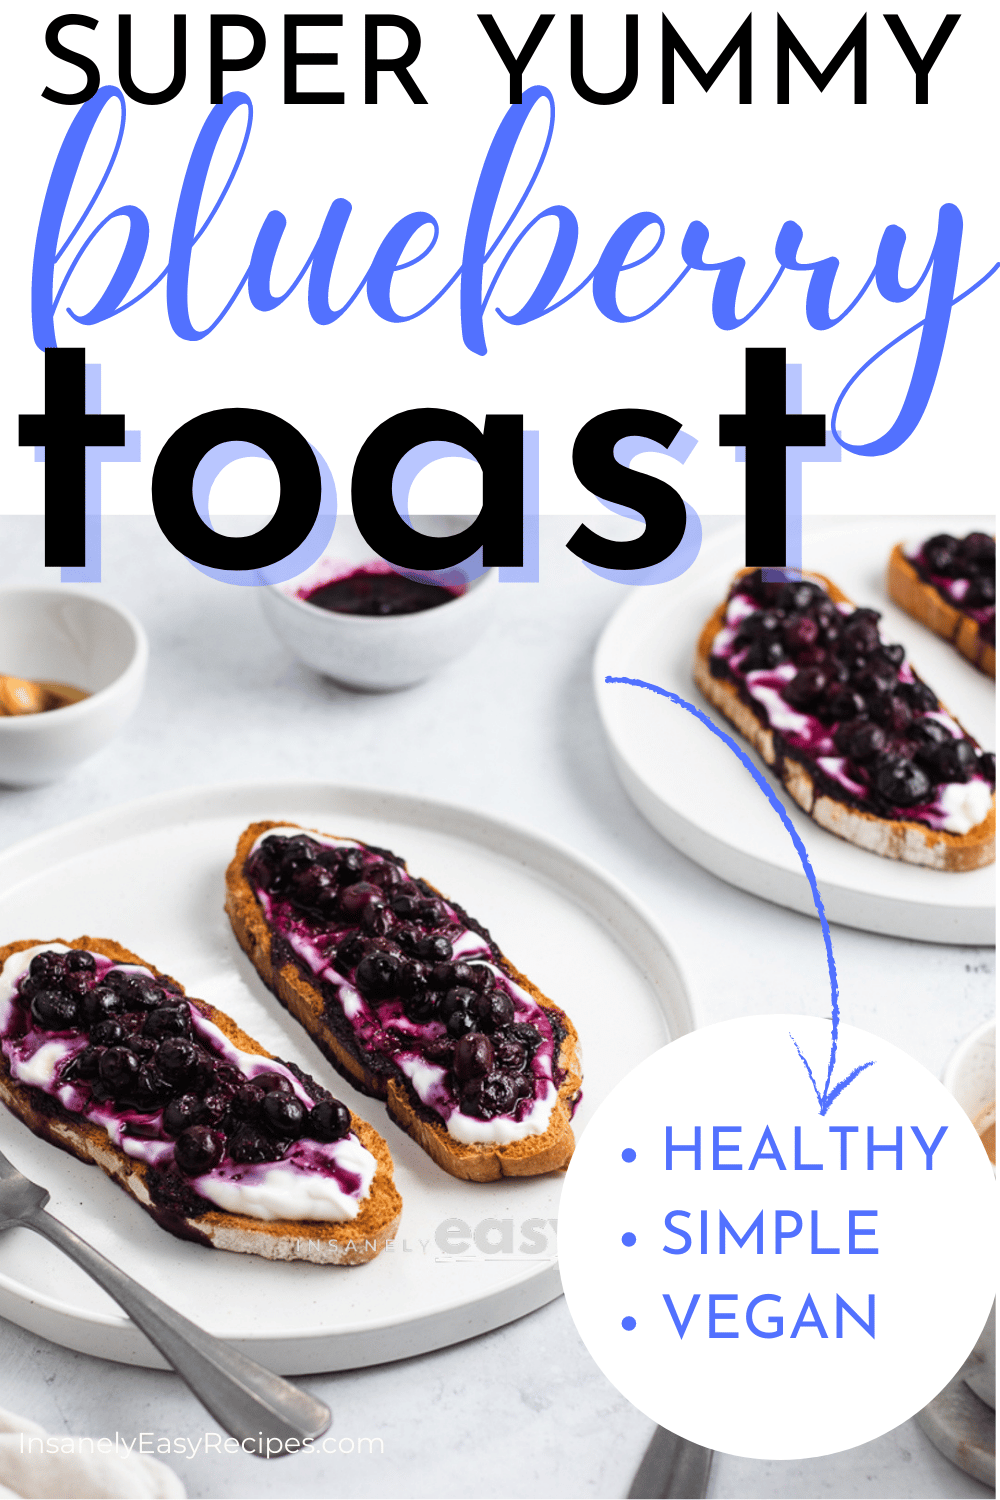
[261,545,499,691]
[0,586,148,786]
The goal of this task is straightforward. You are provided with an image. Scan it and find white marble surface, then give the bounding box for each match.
[0,516,993,1500]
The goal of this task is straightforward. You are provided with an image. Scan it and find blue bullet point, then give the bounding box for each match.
[622,1316,637,1331]
[622,1232,636,1247]
[621,1147,636,1162]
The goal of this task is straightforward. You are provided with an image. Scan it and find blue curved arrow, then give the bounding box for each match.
[606,674,874,1114]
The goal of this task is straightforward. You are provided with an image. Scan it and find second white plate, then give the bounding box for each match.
[594,517,995,944]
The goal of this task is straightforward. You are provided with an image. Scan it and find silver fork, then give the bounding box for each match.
[0,1144,330,1455]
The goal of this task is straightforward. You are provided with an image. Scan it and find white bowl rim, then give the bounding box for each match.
[267,565,499,624]
[0,584,149,733]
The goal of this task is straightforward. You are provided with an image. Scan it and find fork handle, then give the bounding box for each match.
[21,1205,330,1453]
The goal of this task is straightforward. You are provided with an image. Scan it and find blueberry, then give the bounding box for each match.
[360,900,392,936]
[334,849,367,885]
[779,581,824,613]
[99,1046,141,1093]
[255,1072,293,1094]
[30,989,80,1031]
[229,1127,283,1164]
[417,934,453,964]
[873,757,931,807]
[783,614,819,653]
[231,1082,267,1119]
[62,971,92,998]
[424,1037,455,1066]
[428,962,458,991]
[471,989,515,1031]
[909,719,950,762]
[979,752,996,783]
[132,978,166,1012]
[958,532,995,570]
[461,1071,517,1119]
[200,1092,229,1126]
[510,1073,533,1101]
[510,1022,542,1051]
[446,1008,477,1039]
[932,738,978,783]
[833,719,886,763]
[163,1094,203,1136]
[924,533,959,574]
[900,680,938,714]
[965,575,995,608]
[263,1092,307,1137]
[441,987,476,1022]
[869,693,912,734]
[784,667,828,708]
[403,990,439,1023]
[453,1032,495,1082]
[91,1018,127,1047]
[66,1045,103,1081]
[174,1126,225,1176]
[334,934,368,975]
[309,1100,351,1142]
[156,1037,201,1080]
[416,899,448,928]
[743,637,786,671]
[29,951,64,981]
[826,688,867,722]
[841,616,881,656]
[737,608,784,643]
[465,965,496,994]
[390,891,422,919]
[878,643,906,669]
[398,960,429,997]
[340,881,382,919]
[127,1064,172,1111]
[494,1039,527,1072]
[65,950,96,973]
[143,1004,191,1041]
[355,952,401,999]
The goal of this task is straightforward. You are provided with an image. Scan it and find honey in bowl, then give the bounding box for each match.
[0,675,89,717]
[973,1101,996,1165]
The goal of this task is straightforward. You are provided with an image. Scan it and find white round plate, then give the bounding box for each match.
[0,783,691,1372]
[594,517,995,944]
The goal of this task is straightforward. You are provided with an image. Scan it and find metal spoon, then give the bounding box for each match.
[628,1425,714,1498]
[0,1145,330,1455]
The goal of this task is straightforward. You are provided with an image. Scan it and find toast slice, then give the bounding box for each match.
[887,534,995,678]
[225,822,582,1182]
[0,936,401,1263]
[693,569,995,871]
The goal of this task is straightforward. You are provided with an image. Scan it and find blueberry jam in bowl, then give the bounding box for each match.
[261,546,498,691]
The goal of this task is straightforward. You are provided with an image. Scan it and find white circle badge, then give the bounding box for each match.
[558,1015,996,1459]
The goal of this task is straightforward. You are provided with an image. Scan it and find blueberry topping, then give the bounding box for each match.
[424,1037,455,1065]
[355,952,401,999]
[784,667,828,708]
[509,1022,542,1051]
[66,1045,103,1080]
[743,637,786,671]
[360,900,393,936]
[64,950,96,973]
[980,752,996,783]
[452,1032,495,1081]
[368,861,407,890]
[900,680,938,714]
[31,989,80,1031]
[461,1071,518,1119]
[826,688,867,722]
[335,849,367,884]
[340,881,382,919]
[175,1126,225,1175]
[263,1092,307,1137]
[931,737,978,783]
[446,1007,477,1039]
[91,1018,128,1047]
[309,1100,351,1141]
[471,989,515,1031]
[417,934,454,964]
[494,1039,527,1071]
[402,989,439,1022]
[127,1064,172,1111]
[98,1046,141,1093]
[869,693,912,734]
[397,960,429,997]
[441,987,476,1022]
[29,951,64,981]
[228,1127,284,1164]
[143,1004,191,1040]
[334,934,368,974]
[833,719,887,763]
[873,757,931,807]
[163,1094,204,1136]
[924,533,960,574]
[965,574,995,607]
[156,1037,201,1080]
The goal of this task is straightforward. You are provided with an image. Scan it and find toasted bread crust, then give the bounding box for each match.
[887,544,996,679]
[693,570,996,871]
[225,822,582,1182]
[0,936,401,1263]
